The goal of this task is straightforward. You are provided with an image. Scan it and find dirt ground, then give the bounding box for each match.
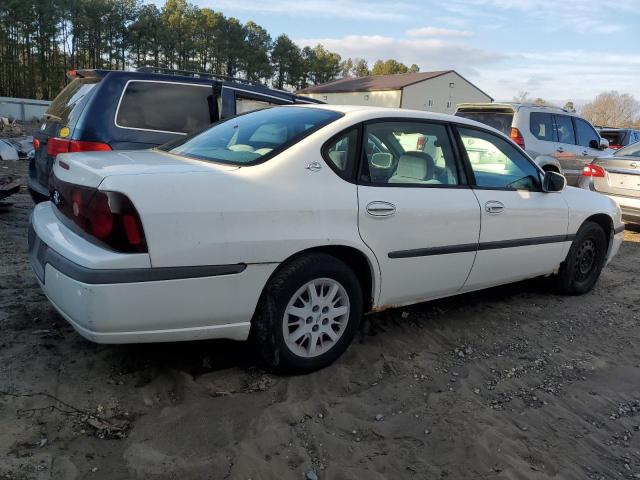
[1,158,640,480]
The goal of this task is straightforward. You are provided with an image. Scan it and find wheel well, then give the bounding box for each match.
[584,213,613,248]
[280,246,375,312]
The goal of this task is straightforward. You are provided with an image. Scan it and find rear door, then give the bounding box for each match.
[456,126,569,291]
[356,119,481,307]
[552,114,581,185]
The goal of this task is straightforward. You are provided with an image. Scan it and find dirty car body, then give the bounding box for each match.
[29,105,624,372]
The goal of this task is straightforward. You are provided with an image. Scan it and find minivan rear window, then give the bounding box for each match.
[116,81,213,134]
[454,111,513,135]
[167,107,342,165]
[45,77,100,125]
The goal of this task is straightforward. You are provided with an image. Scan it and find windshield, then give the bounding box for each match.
[45,77,100,125]
[454,111,513,136]
[167,107,342,165]
[615,141,640,157]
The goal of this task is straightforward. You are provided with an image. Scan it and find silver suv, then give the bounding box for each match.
[455,103,610,185]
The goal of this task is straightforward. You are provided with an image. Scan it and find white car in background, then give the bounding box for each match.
[0,139,19,161]
[29,105,624,373]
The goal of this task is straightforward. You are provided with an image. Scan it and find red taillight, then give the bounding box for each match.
[416,136,426,151]
[609,144,623,150]
[46,137,71,157]
[46,137,111,157]
[582,164,606,177]
[33,138,40,150]
[69,140,112,153]
[510,127,525,149]
[49,175,146,253]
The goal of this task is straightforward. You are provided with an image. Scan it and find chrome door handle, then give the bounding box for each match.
[485,200,504,214]
[366,201,396,217]
[557,147,564,153]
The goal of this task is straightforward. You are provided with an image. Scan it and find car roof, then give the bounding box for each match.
[287,104,508,136]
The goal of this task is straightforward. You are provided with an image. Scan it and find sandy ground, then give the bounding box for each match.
[1,158,640,480]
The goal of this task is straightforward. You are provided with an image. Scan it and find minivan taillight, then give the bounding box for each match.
[510,127,525,149]
[582,164,606,178]
[46,137,111,157]
[49,175,147,253]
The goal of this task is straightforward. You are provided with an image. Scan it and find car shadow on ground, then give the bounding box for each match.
[101,275,556,378]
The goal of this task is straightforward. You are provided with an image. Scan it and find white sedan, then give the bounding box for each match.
[29,105,624,372]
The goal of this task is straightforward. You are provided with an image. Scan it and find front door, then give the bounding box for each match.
[574,116,605,173]
[455,126,569,291]
[356,120,481,307]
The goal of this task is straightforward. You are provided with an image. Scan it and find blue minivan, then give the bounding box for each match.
[29,67,320,202]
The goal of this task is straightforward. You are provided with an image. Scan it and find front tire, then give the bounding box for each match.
[251,253,363,374]
[555,221,607,295]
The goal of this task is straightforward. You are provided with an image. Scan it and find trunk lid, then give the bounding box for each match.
[592,155,640,197]
[52,149,239,189]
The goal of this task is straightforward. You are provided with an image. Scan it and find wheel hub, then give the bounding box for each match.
[282,278,350,358]
[574,238,597,281]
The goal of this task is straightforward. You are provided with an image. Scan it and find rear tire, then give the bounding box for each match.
[555,221,607,295]
[251,253,363,374]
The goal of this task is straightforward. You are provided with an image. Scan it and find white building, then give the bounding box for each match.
[297,70,493,114]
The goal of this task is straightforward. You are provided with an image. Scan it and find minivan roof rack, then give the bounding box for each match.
[135,66,260,86]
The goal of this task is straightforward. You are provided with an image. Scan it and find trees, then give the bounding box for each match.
[371,59,419,76]
[339,57,370,77]
[0,0,422,100]
[581,91,640,128]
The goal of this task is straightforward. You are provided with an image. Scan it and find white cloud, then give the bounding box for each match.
[406,27,473,37]
[295,34,505,71]
[202,0,413,21]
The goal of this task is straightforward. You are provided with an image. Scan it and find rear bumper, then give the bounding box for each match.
[29,203,276,344]
[27,174,49,203]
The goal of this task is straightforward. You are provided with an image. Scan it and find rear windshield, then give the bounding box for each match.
[600,131,626,146]
[45,77,100,125]
[167,107,342,165]
[455,111,513,135]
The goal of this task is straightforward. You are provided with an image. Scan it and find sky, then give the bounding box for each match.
[169,0,640,104]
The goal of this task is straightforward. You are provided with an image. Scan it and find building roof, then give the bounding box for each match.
[297,70,493,101]
[297,70,454,94]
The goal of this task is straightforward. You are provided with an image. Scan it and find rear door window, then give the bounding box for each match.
[574,118,599,148]
[529,112,555,142]
[553,115,576,145]
[116,81,213,134]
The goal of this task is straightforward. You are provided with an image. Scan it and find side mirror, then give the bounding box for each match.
[542,170,566,192]
[599,137,609,150]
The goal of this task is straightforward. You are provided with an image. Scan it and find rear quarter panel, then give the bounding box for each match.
[97,120,380,295]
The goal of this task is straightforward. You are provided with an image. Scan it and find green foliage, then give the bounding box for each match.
[0,0,419,100]
[371,59,420,76]
[340,57,370,77]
